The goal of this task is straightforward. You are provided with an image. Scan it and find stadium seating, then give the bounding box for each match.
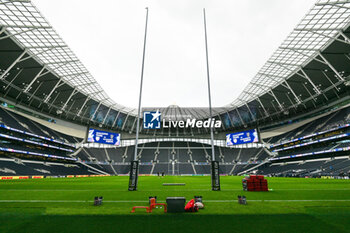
[72,140,270,175]
[253,106,350,177]
[1,104,350,177]
[0,159,96,176]
[0,107,77,143]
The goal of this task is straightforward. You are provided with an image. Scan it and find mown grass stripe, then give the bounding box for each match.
[1,199,350,203]
[1,188,350,192]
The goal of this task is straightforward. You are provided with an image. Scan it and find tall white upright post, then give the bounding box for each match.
[203,8,220,191]
[128,7,149,191]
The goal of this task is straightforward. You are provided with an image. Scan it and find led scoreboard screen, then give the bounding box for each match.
[87,128,120,146]
[226,129,259,146]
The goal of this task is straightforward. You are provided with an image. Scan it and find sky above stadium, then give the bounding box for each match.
[33,0,315,109]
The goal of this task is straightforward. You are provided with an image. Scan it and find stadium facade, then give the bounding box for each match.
[0,0,350,178]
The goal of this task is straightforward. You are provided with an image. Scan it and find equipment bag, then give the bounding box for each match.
[185,199,198,212]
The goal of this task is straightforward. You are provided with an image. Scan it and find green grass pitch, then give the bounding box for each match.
[0,176,350,233]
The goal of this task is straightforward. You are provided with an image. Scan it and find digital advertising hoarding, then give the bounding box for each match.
[226,129,259,146]
[87,128,120,146]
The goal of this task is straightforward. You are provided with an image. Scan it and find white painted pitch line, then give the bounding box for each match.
[206,200,350,202]
[0,200,88,203]
[1,199,350,203]
[0,189,217,192]
[252,200,350,202]
[0,200,141,203]
[275,189,350,191]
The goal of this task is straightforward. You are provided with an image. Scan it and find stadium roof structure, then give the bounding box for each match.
[0,0,135,113]
[0,0,350,136]
[229,0,350,108]
[219,0,350,130]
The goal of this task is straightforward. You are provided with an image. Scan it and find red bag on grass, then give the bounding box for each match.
[185,199,198,212]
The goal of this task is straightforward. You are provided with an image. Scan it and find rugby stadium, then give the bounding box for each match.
[0,0,350,232]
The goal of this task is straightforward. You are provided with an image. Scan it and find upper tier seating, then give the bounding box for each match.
[0,107,79,145]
